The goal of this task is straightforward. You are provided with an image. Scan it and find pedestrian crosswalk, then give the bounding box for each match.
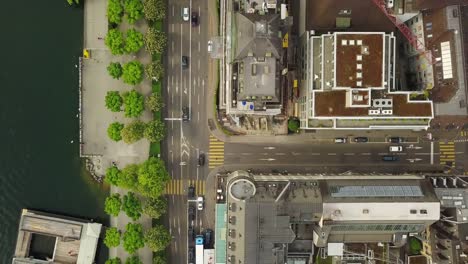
[439,141,455,167]
[164,179,205,196]
[460,131,468,137]
[209,135,224,169]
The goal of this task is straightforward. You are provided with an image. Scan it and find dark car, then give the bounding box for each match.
[388,137,404,143]
[198,153,205,166]
[382,155,399,161]
[188,185,195,198]
[188,205,195,221]
[353,137,369,143]
[188,247,195,261]
[182,55,189,69]
[204,229,213,247]
[191,12,199,26]
[182,106,190,122]
[188,226,195,241]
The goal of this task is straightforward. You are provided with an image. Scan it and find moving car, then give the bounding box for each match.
[182,7,190,21]
[188,226,195,241]
[353,137,368,143]
[198,153,205,166]
[182,106,190,122]
[191,12,199,26]
[382,155,399,161]
[204,229,213,247]
[334,137,347,143]
[188,205,195,221]
[207,40,213,52]
[182,55,189,69]
[188,247,195,262]
[388,137,404,143]
[188,185,195,198]
[197,196,204,210]
[389,146,403,152]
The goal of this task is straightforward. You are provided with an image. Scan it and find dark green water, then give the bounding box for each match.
[0,1,108,263]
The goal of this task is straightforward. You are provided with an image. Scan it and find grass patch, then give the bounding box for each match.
[316,256,333,264]
[152,81,162,94]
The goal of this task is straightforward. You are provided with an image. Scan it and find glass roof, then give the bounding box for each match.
[329,185,423,198]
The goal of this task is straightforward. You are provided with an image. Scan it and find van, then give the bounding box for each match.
[389,146,403,152]
[334,137,347,143]
[382,155,399,161]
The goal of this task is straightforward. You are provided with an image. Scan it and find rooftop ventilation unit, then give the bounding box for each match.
[372,99,393,108]
[381,109,393,115]
[369,109,381,115]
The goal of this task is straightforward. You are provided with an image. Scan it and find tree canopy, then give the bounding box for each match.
[66,0,79,5]
[152,255,167,264]
[105,166,121,185]
[105,258,122,264]
[122,61,144,85]
[124,0,144,24]
[145,93,164,112]
[123,223,145,254]
[137,157,170,197]
[105,29,125,55]
[144,120,165,143]
[125,29,144,54]
[143,197,167,219]
[287,118,300,133]
[144,225,171,252]
[104,227,121,248]
[121,120,145,144]
[122,192,142,221]
[144,27,166,55]
[126,256,143,264]
[119,163,140,189]
[122,90,144,117]
[105,91,123,112]
[143,0,165,21]
[104,193,122,216]
[108,122,124,142]
[107,62,123,79]
[107,0,124,24]
[145,62,164,81]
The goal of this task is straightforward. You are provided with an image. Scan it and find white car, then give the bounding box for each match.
[389,146,403,152]
[182,7,190,22]
[207,40,213,52]
[197,196,204,210]
[387,0,394,8]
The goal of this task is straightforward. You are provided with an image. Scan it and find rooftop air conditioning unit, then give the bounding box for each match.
[381,109,393,115]
[369,109,381,115]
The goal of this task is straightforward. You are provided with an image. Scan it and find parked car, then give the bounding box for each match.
[197,196,204,210]
[191,12,199,26]
[389,146,403,152]
[182,7,190,21]
[188,247,195,261]
[353,137,368,143]
[204,229,213,247]
[388,137,404,143]
[182,55,189,69]
[334,137,347,143]
[198,153,205,166]
[182,106,190,122]
[207,40,213,52]
[188,185,195,198]
[382,155,399,161]
[188,226,195,241]
[188,205,195,221]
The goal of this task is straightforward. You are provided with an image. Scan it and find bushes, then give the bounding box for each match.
[107,62,123,79]
[145,62,164,81]
[104,227,121,248]
[105,91,123,112]
[121,120,146,144]
[108,122,124,141]
[144,120,165,142]
[107,0,124,24]
[124,0,144,24]
[144,27,166,55]
[143,0,165,21]
[104,193,122,216]
[122,61,144,85]
[125,29,144,54]
[123,223,145,254]
[122,192,142,221]
[105,29,125,55]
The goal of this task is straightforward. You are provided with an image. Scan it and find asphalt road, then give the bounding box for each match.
[162,0,212,263]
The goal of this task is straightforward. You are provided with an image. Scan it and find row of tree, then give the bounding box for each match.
[107,0,143,25]
[105,27,166,56]
[107,60,164,84]
[106,254,166,264]
[108,119,165,144]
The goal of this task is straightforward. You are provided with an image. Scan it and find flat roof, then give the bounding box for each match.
[335,33,384,88]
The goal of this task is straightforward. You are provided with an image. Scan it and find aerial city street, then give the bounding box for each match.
[5,0,468,264]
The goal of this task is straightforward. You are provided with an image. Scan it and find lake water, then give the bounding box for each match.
[0,1,108,263]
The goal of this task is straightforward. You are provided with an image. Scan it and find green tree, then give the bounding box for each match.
[288,118,300,133]
[126,256,143,264]
[105,91,123,112]
[144,225,171,252]
[108,122,124,141]
[106,257,122,264]
[121,120,145,144]
[152,255,166,264]
[119,164,140,189]
[122,90,144,117]
[123,223,145,254]
[107,62,123,79]
[105,29,125,55]
[122,192,142,221]
[124,0,144,24]
[125,29,144,54]
[122,61,144,85]
[104,227,121,248]
[105,166,121,185]
[144,120,165,142]
[143,0,166,21]
[104,193,122,216]
[144,27,166,55]
[137,157,170,197]
[145,62,164,81]
[66,0,79,5]
[145,93,164,112]
[143,197,167,219]
[107,0,124,24]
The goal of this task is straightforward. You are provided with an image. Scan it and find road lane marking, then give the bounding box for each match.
[209,135,224,169]
[197,111,200,121]
[172,40,174,52]
[310,153,320,155]
[275,153,286,155]
[172,5,175,16]
[198,41,200,52]
[198,58,200,70]
[198,94,200,105]
[198,6,201,35]
[344,153,355,156]
[241,153,252,155]
[327,153,336,156]
[430,141,434,164]
[361,153,371,155]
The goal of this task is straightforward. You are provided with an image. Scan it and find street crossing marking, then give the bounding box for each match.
[209,135,224,169]
[439,141,456,167]
[164,179,206,195]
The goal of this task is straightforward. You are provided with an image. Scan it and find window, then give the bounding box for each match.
[410,209,417,214]
[420,209,428,214]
